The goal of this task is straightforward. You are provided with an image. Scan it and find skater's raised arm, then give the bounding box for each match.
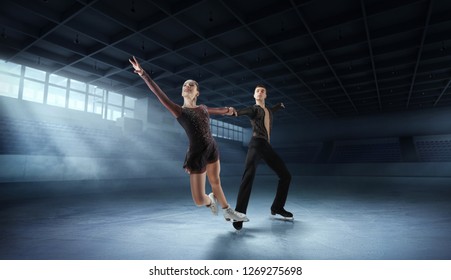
[129,56,181,118]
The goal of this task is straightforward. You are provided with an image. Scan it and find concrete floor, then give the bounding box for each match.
[1,175,451,260]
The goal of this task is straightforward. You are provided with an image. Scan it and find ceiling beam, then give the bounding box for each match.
[291,0,359,114]
[433,79,451,106]
[217,0,323,119]
[406,0,434,108]
[361,0,381,111]
[5,0,98,62]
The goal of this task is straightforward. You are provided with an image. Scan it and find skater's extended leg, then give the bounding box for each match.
[190,172,219,215]
[206,160,227,208]
[206,160,249,222]
[260,142,293,219]
[190,172,210,206]
[233,141,261,229]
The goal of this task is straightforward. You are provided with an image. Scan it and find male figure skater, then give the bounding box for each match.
[232,84,292,230]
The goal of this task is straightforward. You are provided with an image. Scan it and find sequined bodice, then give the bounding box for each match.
[176,105,213,148]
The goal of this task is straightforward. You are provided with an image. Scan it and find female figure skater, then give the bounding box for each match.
[129,56,248,223]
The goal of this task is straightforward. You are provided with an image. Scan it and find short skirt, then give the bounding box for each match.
[183,141,219,174]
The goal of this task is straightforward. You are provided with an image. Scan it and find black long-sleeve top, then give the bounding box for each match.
[236,103,283,142]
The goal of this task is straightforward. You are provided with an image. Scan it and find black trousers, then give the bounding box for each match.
[235,137,291,214]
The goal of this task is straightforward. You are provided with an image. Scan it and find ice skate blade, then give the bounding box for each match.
[270,214,294,221]
[224,217,250,223]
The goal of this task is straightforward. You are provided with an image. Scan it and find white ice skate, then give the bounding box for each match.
[223,206,249,222]
[207,192,218,216]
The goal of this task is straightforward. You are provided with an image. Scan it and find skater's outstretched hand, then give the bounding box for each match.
[129,56,144,76]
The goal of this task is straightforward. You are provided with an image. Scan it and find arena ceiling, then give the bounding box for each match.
[1,0,451,126]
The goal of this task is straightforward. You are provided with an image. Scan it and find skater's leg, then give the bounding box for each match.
[189,172,210,206]
[260,142,292,214]
[235,142,261,214]
[233,140,261,229]
[206,160,249,222]
[206,160,227,208]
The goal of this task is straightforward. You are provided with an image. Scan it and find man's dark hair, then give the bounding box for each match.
[255,84,267,90]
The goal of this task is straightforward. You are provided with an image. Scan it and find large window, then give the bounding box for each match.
[22,79,45,103]
[0,60,243,142]
[0,60,136,121]
[68,90,86,111]
[47,85,67,108]
[22,67,46,103]
[68,79,87,111]
[87,85,105,115]
[106,91,123,121]
[210,118,243,142]
[49,73,68,86]
[0,76,20,98]
[24,67,46,80]
[0,61,21,98]
[47,73,68,108]
[124,96,136,118]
